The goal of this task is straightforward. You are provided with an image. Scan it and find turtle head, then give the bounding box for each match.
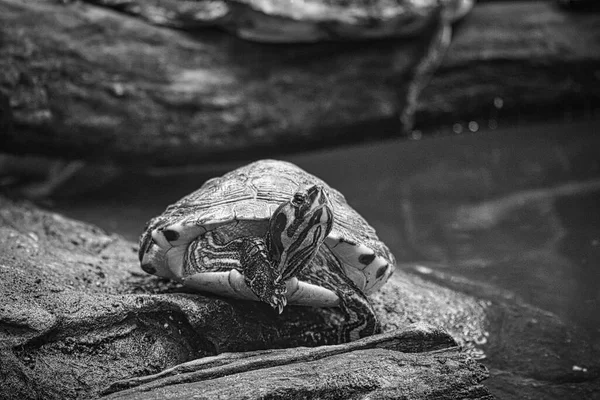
[268,185,334,280]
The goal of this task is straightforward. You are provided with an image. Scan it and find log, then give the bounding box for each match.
[105,346,491,400]
[102,324,461,393]
[0,0,432,165]
[417,1,600,129]
[1,0,598,166]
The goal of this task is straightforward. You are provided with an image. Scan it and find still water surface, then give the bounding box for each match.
[56,120,600,398]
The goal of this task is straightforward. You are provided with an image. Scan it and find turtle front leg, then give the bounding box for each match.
[183,233,287,312]
[240,237,288,313]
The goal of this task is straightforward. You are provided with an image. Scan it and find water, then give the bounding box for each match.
[54,120,600,398]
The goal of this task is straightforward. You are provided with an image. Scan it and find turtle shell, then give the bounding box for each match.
[139,159,395,296]
[227,0,474,42]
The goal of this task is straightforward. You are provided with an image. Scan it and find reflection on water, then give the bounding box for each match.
[54,120,600,398]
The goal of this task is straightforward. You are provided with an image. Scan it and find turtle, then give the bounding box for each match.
[80,0,473,42]
[226,0,475,42]
[139,159,396,342]
[81,0,473,42]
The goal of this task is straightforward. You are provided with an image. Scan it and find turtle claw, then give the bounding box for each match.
[268,278,287,313]
[270,294,287,314]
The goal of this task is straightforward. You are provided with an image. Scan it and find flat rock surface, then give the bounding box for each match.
[0,195,492,399]
[0,0,598,166]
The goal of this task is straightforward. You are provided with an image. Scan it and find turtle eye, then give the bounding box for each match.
[292,193,305,206]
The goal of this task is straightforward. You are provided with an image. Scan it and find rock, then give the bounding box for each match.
[1,0,598,166]
[104,329,491,400]
[0,195,491,399]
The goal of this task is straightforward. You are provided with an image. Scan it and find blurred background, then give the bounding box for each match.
[1,0,599,398]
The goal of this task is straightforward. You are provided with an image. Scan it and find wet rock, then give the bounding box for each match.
[1,0,598,166]
[0,196,491,399]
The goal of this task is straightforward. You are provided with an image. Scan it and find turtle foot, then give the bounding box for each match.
[267,281,288,314]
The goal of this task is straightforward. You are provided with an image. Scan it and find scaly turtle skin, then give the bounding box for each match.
[139,159,396,342]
